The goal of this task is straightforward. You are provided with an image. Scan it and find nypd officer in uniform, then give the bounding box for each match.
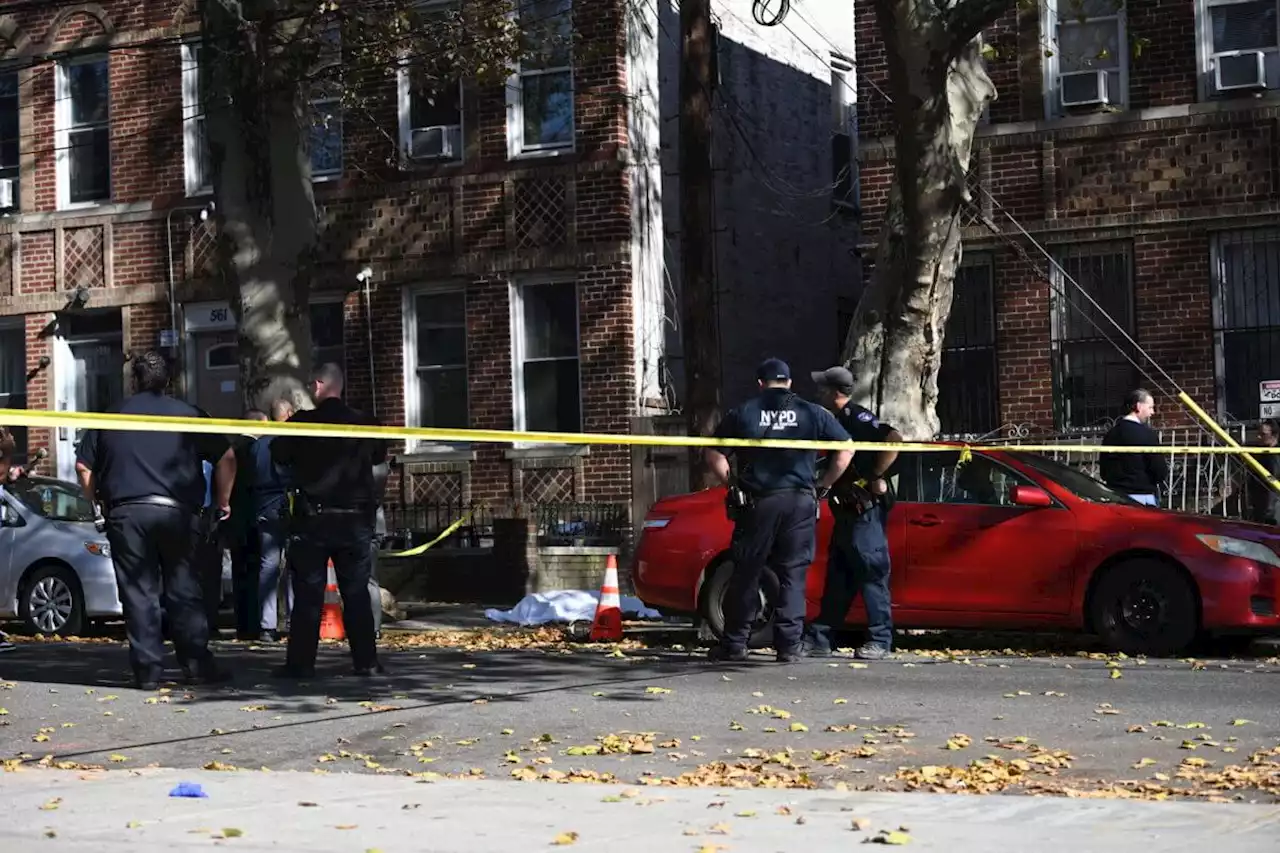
[802,365,902,660]
[75,351,235,690]
[705,358,853,663]
[270,363,385,678]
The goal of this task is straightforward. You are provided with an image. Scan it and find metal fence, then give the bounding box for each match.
[533,502,630,547]
[942,421,1255,518]
[382,500,493,550]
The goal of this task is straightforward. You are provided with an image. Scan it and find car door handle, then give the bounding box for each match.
[910,515,942,527]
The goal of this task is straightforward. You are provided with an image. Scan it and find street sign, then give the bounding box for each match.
[159,329,178,348]
[1261,380,1280,403]
[1263,403,1280,419]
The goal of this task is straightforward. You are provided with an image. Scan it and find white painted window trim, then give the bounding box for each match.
[402,284,470,452]
[398,0,465,167]
[180,41,211,197]
[509,275,582,447]
[1209,227,1280,419]
[506,0,576,160]
[309,25,344,182]
[1040,0,1130,120]
[55,54,112,211]
[1194,0,1280,101]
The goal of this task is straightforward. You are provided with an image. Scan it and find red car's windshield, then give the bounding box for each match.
[1006,452,1139,506]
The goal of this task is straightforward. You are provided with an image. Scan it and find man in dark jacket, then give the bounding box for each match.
[1245,419,1280,525]
[1099,389,1167,506]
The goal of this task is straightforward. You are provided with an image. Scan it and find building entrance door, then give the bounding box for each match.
[54,310,124,482]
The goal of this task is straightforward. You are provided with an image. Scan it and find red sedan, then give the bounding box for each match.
[632,448,1280,656]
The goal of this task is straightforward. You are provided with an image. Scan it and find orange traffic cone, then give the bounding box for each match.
[589,555,623,642]
[320,560,345,641]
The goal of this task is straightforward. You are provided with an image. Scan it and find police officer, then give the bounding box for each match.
[74,351,234,689]
[802,366,902,660]
[705,358,853,663]
[270,363,385,678]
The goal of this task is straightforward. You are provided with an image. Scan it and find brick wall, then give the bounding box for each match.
[855,0,1280,432]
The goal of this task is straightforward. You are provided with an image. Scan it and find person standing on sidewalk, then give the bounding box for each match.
[227,409,267,640]
[270,364,385,678]
[801,366,902,661]
[251,399,294,642]
[703,358,852,664]
[1099,389,1167,507]
[0,426,23,651]
[74,351,234,689]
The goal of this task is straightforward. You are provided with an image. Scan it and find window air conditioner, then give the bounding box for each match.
[0,178,14,209]
[408,125,462,160]
[1213,50,1267,92]
[1060,69,1110,108]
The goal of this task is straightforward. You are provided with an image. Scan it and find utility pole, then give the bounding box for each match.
[679,0,721,491]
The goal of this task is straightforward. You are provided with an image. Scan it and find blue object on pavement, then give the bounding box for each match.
[168,782,208,798]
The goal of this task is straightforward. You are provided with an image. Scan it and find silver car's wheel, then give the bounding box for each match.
[20,565,86,637]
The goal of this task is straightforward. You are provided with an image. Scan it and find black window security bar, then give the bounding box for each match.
[1050,243,1140,430]
[1211,228,1280,423]
[938,255,999,437]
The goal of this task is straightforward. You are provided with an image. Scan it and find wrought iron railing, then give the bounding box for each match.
[940,421,1257,518]
[534,502,630,547]
[382,500,493,550]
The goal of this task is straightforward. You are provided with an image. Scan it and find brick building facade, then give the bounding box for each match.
[0,0,860,536]
[855,0,1280,437]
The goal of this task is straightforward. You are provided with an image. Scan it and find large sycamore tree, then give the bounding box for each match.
[198,0,526,410]
[840,0,1014,440]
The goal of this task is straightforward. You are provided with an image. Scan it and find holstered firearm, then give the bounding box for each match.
[724,479,753,522]
[828,477,876,516]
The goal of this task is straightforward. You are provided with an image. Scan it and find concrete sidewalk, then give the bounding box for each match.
[5,769,1278,852]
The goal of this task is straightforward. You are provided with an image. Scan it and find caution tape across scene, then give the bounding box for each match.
[4,407,1280,455]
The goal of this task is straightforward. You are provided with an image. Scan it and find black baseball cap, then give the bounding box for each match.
[811,365,855,393]
[756,358,791,382]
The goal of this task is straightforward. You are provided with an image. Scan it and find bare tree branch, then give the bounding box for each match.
[944,0,1016,55]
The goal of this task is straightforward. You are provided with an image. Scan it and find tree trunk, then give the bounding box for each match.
[842,1,997,441]
[203,1,317,415]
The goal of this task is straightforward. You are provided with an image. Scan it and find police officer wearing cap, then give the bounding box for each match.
[74,351,234,690]
[802,366,903,660]
[269,363,385,678]
[705,358,853,663]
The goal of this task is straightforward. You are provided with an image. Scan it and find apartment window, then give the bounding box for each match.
[400,2,464,164]
[310,299,346,371]
[181,43,211,196]
[0,321,26,464]
[830,56,857,217]
[508,0,574,157]
[0,72,18,211]
[938,255,999,437]
[407,290,468,431]
[1044,0,1127,114]
[513,280,580,433]
[308,25,343,180]
[1198,0,1280,96]
[1211,229,1280,420]
[1050,243,1139,430]
[55,56,111,207]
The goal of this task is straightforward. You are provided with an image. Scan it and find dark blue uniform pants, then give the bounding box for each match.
[722,491,817,653]
[286,512,379,671]
[805,505,893,651]
[104,504,213,682]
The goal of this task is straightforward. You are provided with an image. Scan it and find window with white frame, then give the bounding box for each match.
[310,299,346,371]
[180,42,211,196]
[0,72,18,211]
[512,280,580,433]
[407,289,469,431]
[308,25,343,180]
[508,0,574,157]
[1044,0,1127,114]
[55,56,111,207]
[1050,243,1139,430]
[1198,0,1280,96]
[400,1,464,164]
[1211,229,1280,420]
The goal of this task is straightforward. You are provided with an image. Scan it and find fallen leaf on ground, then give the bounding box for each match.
[1109,670,1122,679]
[126,820,143,828]
[334,824,358,830]
[789,723,809,733]
[221,828,244,838]
[108,754,129,763]
[552,831,579,845]
[39,798,61,811]
[1132,758,1157,769]
[298,802,318,807]
[735,810,756,817]
[873,830,913,845]
[851,817,872,831]
[709,823,731,834]
[1231,719,1253,726]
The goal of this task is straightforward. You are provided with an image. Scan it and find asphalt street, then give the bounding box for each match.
[1,634,1277,802]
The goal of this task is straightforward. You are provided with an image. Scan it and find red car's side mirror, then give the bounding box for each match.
[1010,485,1053,508]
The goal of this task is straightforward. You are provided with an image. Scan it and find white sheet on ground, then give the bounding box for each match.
[484,590,662,626]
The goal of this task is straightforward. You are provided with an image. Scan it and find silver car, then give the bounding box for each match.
[0,476,122,635]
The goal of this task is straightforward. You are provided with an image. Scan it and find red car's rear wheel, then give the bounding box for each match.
[700,560,781,649]
[1089,558,1199,657]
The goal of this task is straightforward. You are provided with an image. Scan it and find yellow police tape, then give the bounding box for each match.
[5,407,1280,455]
[383,506,480,558]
